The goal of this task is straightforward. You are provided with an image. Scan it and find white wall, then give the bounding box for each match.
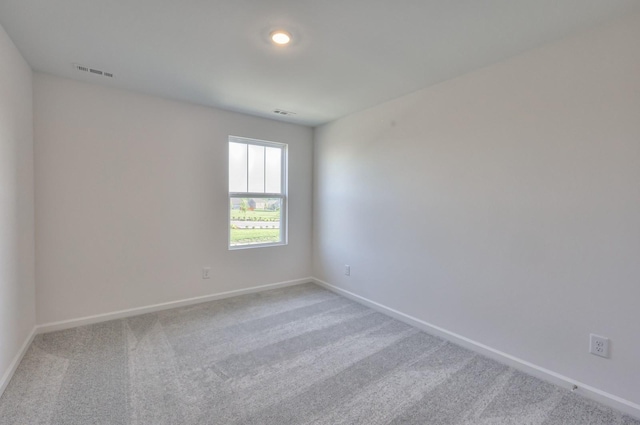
[314,14,640,406]
[34,73,313,324]
[0,24,35,386]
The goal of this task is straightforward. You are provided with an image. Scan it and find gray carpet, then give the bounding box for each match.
[0,283,638,424]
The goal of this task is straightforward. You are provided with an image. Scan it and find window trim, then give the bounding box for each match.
[228,136,288,250]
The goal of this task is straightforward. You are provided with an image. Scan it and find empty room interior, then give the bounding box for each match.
[1,1,639,424]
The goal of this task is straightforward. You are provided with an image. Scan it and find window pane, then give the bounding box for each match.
[265,147,282,193]
[229,142,247,192]
[248,145,265,193]
[230,197,282,246]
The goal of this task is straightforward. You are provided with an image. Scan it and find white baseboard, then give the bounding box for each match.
[312,277,640,420]
[0,326,37,398]
[37,277,312,334]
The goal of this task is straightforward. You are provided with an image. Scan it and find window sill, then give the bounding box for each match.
[229,241,287,250]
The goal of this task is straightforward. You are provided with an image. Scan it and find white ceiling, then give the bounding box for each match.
[1,0,639,126]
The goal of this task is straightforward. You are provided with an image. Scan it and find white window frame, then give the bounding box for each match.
[228,136,288,250]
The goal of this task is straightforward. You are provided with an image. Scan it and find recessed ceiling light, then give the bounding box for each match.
[270,30,291,45]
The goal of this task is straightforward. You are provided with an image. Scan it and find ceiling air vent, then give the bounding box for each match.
[73,63,114,78]
[273,109,296,116]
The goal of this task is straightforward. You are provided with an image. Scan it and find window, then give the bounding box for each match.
[228,136,287,248]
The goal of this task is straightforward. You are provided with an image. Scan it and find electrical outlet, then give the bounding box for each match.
[202,267,211,279]
[589,334,609,358]
[344,265,351,276]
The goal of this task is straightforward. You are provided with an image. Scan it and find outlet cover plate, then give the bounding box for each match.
[589,334,610,358]
[202,267,211,279]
